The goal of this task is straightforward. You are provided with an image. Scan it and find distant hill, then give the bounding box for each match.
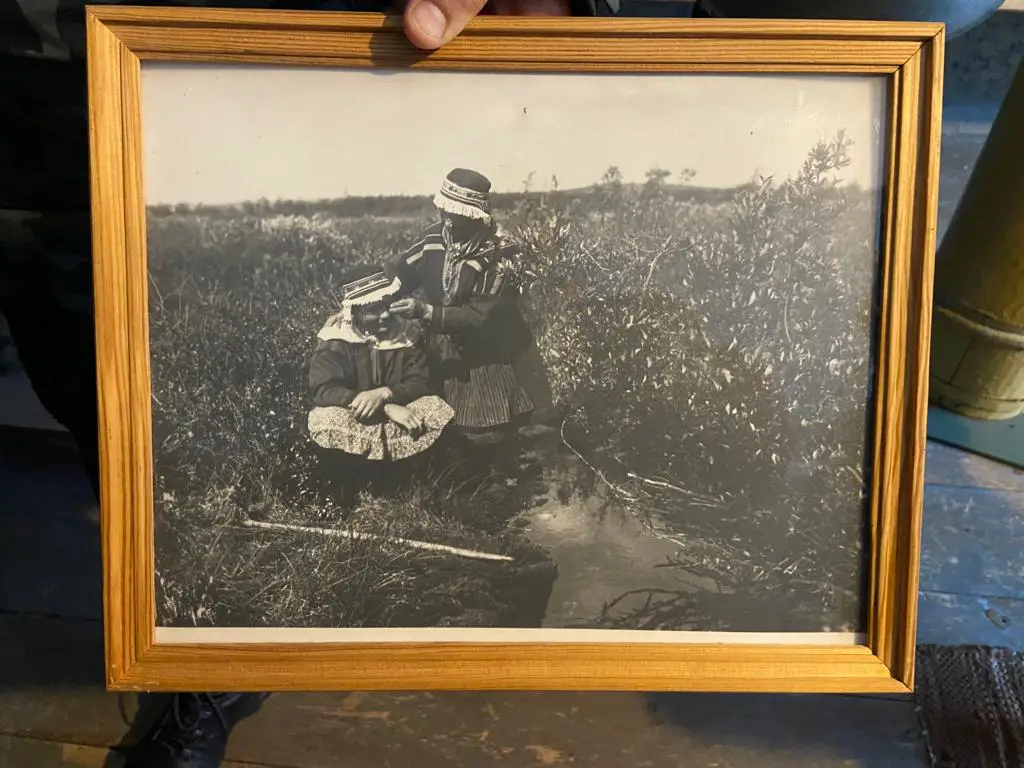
[147,180,872,220]
[147,183,758,219]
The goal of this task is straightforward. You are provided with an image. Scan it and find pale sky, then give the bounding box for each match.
[140,63,887,206]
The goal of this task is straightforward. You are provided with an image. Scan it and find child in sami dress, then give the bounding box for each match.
[307,266,454,500]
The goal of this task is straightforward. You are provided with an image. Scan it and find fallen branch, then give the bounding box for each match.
[239,519,514,563]
[625,472,724,507]
[560,409,638,502]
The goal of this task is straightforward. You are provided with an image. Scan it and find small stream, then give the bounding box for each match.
[506,427,866,634]
[512,433,726,629]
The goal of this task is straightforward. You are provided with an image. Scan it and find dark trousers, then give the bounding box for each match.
[0,297,270,711]
[1,295,100,498]
[313,440,439,507]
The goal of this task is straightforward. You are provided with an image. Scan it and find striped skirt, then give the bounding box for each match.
[425,332,535,432]
[442,361,534,431]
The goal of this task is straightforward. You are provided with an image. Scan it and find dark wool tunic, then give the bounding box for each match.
[393,222,534,430]
[307,340,431,409]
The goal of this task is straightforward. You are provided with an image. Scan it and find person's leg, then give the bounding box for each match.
[690,0,725,17]
[1,60,274,764]
[454,423,522,483]
[511,336,557,426]
[1,280,100,498]
[0,217,273,768]
[114,692,273,768]
[313,443,370,507]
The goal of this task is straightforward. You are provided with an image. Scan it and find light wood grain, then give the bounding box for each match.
[872,51,921,685]
[866,51,902,675]
[86,7,943,694]
[88,6,944,38]
[109,28,925,68]
[87,11,136,689]
[867,33,944,690]
[119,37,157,683]
[900,30,944,689]
[135,55,903,74]
[94,9,936,71]
[123,643,906,693]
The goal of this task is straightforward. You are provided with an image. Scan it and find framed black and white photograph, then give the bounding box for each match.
[88,7,942,693]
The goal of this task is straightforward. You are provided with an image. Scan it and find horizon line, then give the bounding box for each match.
[146,179,877,210]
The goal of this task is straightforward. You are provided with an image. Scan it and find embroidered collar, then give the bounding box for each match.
[316,316,418,351]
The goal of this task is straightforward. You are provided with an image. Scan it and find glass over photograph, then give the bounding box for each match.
[140,63,888,642]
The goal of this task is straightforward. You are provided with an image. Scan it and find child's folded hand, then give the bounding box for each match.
[385,404,427,438]
[350,387,393,421]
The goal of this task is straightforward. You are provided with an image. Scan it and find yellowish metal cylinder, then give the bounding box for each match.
[929,61,1024,420]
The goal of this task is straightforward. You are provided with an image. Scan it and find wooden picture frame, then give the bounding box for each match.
[87,5,943,693]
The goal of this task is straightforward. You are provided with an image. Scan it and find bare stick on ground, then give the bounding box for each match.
[239,518,515,562]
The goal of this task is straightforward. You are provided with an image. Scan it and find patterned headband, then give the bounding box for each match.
[433,179,492,223]
[438,178,491,210]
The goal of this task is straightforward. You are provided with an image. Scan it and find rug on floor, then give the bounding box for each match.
[916,644,1024,768]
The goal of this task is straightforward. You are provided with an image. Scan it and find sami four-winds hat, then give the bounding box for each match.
[433,168,493,224]
[338,268,400,308]
[316,266,412,349]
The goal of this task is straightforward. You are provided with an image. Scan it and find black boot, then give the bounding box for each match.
[115,692,270,768]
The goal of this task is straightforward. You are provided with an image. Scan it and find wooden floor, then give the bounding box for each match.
[3,363,1024,768]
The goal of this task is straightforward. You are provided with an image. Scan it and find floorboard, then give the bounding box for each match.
[0,734,268,768]
[919,486,1024,599]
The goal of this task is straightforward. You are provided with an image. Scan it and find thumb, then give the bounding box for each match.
[404,0,489,50]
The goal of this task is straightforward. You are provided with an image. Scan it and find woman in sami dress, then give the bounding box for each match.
[389,168,551,458]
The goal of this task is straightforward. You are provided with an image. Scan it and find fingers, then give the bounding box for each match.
[354,394,385,421]
[390,299,413,317]
[391,410,425,436]
[403,0,488,50]
[351,394,373,421]
[392,300,425,319]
